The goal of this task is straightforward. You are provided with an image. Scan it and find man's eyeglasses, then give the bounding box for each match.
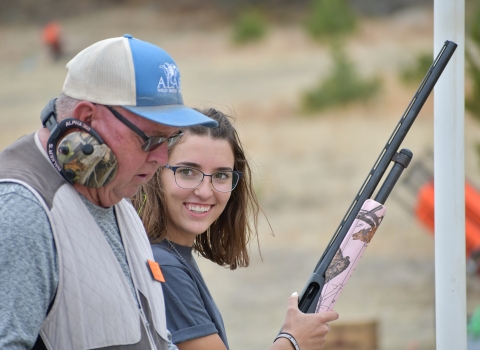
[104,105,183,152]
[164,165,242,193]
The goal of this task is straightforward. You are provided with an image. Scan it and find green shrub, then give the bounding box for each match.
[400,53,433,85]
[232,9,267,44]
[301,44,381,112]
[464,0,480,169]
[476,143,480,169]
[466,50,480,122]
[466,2,480,122]
[305,0,356,42]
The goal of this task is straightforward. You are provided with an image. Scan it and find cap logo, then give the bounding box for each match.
[158,63,181,93]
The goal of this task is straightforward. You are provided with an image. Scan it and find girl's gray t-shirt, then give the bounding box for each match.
[151,240,229,349]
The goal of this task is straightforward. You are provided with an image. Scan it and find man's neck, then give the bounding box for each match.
[74,185,120,208]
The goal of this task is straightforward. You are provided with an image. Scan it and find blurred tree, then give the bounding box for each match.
[466,0,480,122]
[301,44,381,112]
[399,52,432,86]
[305,0,356,42]
[465,0,480,168]
[300,0,381,113]
[232,9,267,44]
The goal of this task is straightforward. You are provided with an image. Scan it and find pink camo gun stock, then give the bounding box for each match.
[296,40,457,314]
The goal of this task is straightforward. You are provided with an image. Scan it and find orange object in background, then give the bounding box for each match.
[42,22,60,44]
[415,181,434,233]
[415,180,480,258]
[42,21,62,61]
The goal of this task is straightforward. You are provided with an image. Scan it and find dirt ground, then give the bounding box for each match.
[1,4,480,350]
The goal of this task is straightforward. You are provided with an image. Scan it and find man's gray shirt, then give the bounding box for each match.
[0,182,177,349]
[0,183,57,349]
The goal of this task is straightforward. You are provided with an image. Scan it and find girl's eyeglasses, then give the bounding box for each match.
[165,165,242,192]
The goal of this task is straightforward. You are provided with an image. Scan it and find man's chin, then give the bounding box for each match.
[124,185,144,201]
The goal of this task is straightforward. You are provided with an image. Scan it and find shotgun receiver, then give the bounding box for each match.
[298,40,457,314]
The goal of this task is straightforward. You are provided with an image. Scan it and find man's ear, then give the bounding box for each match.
[72,101,97,125]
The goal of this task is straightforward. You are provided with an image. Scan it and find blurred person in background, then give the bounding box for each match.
[134,108,339,350]
[41,21,63,61]
[0,34,217,350]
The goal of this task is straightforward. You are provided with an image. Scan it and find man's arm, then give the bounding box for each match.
[0,183,58,349]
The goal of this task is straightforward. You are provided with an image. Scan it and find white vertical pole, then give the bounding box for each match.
[434,0,466,349]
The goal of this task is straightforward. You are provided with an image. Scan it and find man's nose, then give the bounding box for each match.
[147,142,169,166]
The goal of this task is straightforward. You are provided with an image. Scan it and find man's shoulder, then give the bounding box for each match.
[0,133,66,210]
[0,182,52,248]
[0,182,41,205]
[0,182,50,231]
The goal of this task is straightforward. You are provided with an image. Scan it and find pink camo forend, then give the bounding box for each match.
[316,199,386,312]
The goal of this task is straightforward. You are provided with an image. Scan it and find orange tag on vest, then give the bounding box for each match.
[147,260,165,282]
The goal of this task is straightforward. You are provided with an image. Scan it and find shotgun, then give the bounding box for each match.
[298,40,458,314]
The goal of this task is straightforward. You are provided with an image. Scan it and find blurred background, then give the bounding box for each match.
[2,0,480,349]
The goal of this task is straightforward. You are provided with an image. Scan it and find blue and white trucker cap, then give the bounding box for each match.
[63,34,217,128]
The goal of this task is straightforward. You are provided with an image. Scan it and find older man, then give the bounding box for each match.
[0,34,216,350]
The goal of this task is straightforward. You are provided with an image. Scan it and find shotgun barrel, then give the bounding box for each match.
[298,40,458,314]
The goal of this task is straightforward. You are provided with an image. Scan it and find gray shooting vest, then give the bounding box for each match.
[0,133,168,350]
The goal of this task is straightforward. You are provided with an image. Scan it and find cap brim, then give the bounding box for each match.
[122,104,218,128]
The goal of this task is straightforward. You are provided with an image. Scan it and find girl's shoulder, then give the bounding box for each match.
[151,240,195,269]
[151,241,186,268]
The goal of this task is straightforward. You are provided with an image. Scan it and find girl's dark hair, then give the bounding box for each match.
[133,108,264,270]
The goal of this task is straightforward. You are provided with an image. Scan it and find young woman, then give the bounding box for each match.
[134,108,338,350]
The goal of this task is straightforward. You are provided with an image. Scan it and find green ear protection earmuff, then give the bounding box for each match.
[40,98,118,188]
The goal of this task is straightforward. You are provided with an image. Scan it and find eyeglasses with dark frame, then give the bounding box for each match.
[164,165,242,193]
[104,105,183,152]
